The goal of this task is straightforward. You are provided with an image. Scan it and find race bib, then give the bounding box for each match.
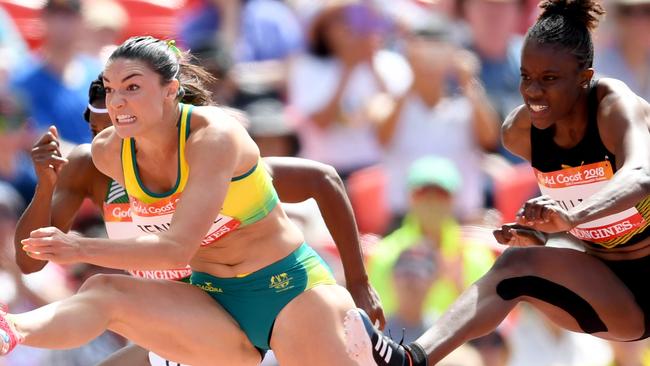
[129,193,241,245]
[535,161,646,247]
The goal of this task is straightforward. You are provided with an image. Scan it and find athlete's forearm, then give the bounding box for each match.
[314,170,369,284]
[14,184,56,273]
[569,166,650,226]
[78,234,194,271]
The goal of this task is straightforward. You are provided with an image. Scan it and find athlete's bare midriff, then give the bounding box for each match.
[189,204,305,277]
[584,235,650,261]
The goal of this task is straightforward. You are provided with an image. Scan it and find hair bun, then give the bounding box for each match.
[538,0,605,32]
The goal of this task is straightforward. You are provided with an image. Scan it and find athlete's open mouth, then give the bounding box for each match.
[116,115,137,124]
[529,104,548,112]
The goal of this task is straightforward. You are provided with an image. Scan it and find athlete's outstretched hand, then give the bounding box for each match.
[21,227,82,264]
[31,126,68,187]
[347,279,386,330]
[515,195,575,233]
[493,223,546,247]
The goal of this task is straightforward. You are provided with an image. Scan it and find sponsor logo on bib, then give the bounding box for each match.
[535,161,646,247]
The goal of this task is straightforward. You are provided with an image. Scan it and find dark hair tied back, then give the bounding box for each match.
[527,0,605,69]
[109,36,216,106]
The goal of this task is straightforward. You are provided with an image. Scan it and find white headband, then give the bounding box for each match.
[87,104,108,114]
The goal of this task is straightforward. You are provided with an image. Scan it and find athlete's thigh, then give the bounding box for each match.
[270,284,358,366]
[497,247,645,340]
[94,275,260,366]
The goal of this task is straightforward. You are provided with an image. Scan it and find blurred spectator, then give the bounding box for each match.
[193,39,238,105]
[507,305,613,366]
[80,0,129,63]
[0,6,30,72]
[470,329,512,366]
[0,181,50,366]
[438,344,485,366]
[0,89,38,204]
[0,181,25,250]
[367,157,495,319]
[384,244,438,343]
[595,0,650,102]
[179,0,241,52]
[40,221,127,366]
[185,0,303,110]
[463,0,524,122]
[11,0,101,145]
[289,0,412,180]
[608,339,650,366]
[373,12,500,223]
[245,98,300,157]
[236,0,304,62]
[376,0,471,46]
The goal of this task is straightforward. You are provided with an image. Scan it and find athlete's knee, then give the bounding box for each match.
[491,247,538,276]
[79,273,124,292]
[77,274,135,304]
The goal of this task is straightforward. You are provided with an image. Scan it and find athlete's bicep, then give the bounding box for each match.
[165,126,241,249]
[599,93,650,171]
[265,157,337,203]
[501,105,532,161]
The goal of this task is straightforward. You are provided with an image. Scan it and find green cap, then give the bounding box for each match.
[407,156,461,193]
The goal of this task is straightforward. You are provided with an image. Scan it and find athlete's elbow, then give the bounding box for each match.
[640,169,650,195]
[322,164,344,189]
[159,239,195,268]
[169,247,194,269]
[629,165,650,195]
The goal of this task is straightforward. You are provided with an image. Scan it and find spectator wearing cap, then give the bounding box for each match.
[373,12,500,224]
[385,245,439,344]
[288,0,412,180]
[367,156,495,320]
[595,0,650,102]
[11,0,102,145]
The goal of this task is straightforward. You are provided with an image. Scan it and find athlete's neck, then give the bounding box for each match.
[552,90,591,149]
[132,103,182,158]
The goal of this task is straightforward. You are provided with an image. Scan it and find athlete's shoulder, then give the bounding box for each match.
[594,78,648,120]
[186,105,250,144]
[64,143,95,174]
[502,105,530,139]
[595,78,634,96]
[91,126,122,178]
[185,105,258,172]
[92,126,120,148]
[502,104,532,161]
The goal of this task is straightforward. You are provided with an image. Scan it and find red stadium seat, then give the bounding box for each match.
[0,0,186,50]
[346,165,391,235]
[492,163,540,223]
[115,0,185,42]
[0,0,44,49]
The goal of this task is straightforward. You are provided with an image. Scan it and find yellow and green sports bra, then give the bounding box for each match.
[121,103,279,246]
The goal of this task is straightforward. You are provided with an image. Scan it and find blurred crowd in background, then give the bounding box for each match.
[0,0,649,365]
